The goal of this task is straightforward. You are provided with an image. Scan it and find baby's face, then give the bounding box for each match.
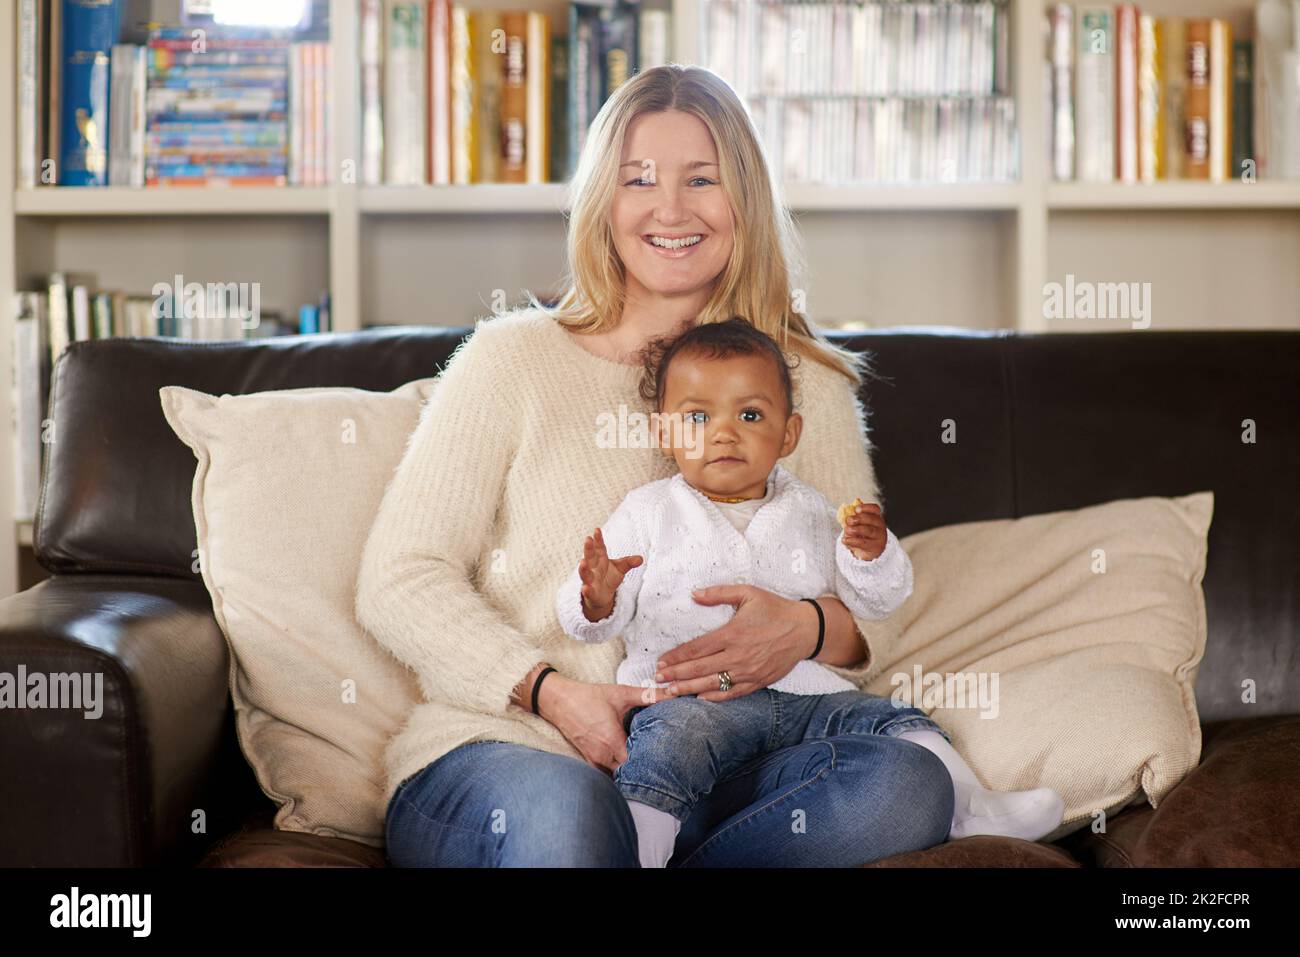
[656,351,802,500]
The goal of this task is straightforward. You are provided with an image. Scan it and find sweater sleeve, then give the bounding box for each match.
[833,525,914,620]
[554,491,647,644]
[354,319,546,716]
[783,360,892,674]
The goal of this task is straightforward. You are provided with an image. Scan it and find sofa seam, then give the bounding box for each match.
[998,333,1021,517]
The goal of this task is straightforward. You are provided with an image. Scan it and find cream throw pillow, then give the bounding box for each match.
[853,492,1214,841]
[161,381,433,847]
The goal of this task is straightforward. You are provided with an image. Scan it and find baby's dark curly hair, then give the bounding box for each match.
[637,316,799,417]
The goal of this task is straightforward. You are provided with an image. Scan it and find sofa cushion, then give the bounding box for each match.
[857,492,1213,840]
[197,807,387,868]
[160,381,432,848]
[1059,715,1300,867]
[866,835,1083,867]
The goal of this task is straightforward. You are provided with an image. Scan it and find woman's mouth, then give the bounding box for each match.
[643,233,705,258]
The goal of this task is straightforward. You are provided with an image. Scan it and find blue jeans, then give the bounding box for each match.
[385,690,955,867]
[616,689,953,822]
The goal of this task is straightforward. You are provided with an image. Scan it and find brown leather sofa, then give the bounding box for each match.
[2,325,1297,867]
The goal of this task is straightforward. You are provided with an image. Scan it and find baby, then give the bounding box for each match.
[555,317,1064,867]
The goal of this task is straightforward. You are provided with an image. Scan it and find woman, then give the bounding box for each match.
[354,65,954,867]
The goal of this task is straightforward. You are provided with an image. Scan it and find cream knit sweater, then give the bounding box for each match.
[354,308,888,807]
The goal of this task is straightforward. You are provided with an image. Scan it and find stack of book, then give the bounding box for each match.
[701,0,1017,184]
[10,278,308,520]
[146,28,293,187]
[363,0,672,186]
[16,1,330,188]
[1047,4,1273,183]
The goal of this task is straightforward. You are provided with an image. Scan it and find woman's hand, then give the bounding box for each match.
[650,586,825,702]
[534,672,678,774]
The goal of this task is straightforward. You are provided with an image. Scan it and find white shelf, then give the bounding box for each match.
[15,187,332,216]
[360,184,570,214]
[1048,181,1300,210]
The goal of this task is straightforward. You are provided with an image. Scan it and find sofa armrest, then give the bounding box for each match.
[0,575,246,865]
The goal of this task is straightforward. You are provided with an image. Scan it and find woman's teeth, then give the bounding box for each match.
[648,235,703,250]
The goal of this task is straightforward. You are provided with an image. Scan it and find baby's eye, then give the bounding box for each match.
[687,411,708,424]
[740,408,762,422]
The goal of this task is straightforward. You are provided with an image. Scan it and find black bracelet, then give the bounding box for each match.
[531,666,557,716]
[799,598,825,660]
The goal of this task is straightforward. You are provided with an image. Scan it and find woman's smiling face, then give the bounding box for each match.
[610,109,735,303]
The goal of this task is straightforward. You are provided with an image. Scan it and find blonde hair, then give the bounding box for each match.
[530,64,866,388]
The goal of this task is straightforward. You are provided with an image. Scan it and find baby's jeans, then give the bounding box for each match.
[616,688,952,822]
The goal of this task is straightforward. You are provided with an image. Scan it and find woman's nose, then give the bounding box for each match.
[652,187,690,224]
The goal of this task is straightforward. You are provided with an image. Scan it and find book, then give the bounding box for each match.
[1160,16,1187,179]
[383,0,427,185]
[109,44,146,186]
[569,4,604,171]
[428,0,453,184]
[1048,3,1075,182]
[1137,14,1162,182]
[471,10,503,183]
[11,296,48,521]
[1209,19,1233,183]
[360,0,385,185]
[500,12,529,183]
[59,0,125,186]
[1232,40,1255,181]
[1184,19,1211,179]
[290,43,304,183]
[450,5,475,184]
[550,32,570,183]
[47,273,70,368]
[525,12,552,185]
[18,0,44,188]
[1076,7,1115,182]
[1115,4,1139,183]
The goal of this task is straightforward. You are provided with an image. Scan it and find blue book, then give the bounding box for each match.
[58,0,124,186]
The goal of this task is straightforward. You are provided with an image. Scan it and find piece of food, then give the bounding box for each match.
[837,497,866,529]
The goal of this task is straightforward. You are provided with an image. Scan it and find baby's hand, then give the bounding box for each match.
[838,499,888,562]
[578,527,644,622]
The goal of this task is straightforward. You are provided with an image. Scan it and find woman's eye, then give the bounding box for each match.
[623,176,716,187]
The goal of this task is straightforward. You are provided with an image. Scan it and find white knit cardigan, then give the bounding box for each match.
[555,462,913,695]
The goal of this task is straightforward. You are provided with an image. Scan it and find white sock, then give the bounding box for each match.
[896,729,1065,843]
[626,800,682,868]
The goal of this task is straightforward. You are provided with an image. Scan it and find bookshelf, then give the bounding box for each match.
[4,0,1300,598]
